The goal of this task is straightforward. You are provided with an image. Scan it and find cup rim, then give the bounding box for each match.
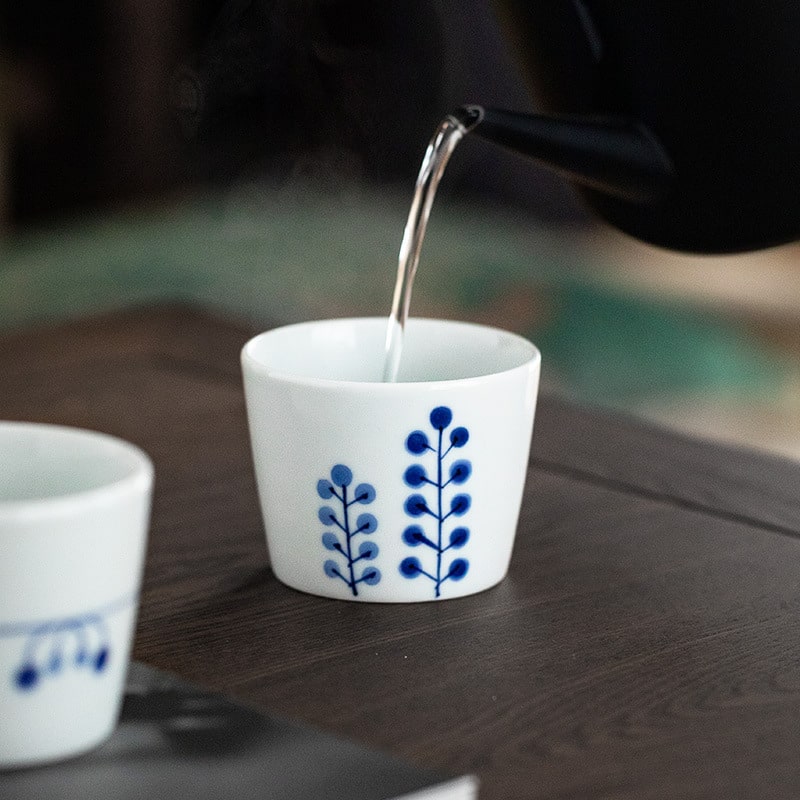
[241,316,541,389]
[0,422,154,519]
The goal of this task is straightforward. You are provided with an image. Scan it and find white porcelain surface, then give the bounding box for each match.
[242,317,540,603]
[0,423,152,769]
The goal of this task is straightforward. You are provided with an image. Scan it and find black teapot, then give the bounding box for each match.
[464,1,800,253]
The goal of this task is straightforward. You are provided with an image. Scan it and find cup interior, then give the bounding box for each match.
[0,423,152,504]
[242,317,539,383]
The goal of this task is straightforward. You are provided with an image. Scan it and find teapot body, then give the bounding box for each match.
[492,1,800,252]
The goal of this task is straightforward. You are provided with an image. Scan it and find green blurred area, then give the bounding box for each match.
[0,188,790,418]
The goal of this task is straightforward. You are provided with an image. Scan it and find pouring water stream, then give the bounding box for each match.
[382,107,483,382]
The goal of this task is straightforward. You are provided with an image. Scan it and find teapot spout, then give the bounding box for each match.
[453,105,673,205]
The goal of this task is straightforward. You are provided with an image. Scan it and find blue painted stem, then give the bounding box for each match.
[342,484,358,597]
[436,426,444,598]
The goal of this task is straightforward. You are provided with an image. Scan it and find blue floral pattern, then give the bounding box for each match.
[399,406,471,597]
[318,464,381,596]
[0,595,132,691]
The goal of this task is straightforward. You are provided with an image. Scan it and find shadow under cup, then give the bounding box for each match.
[0,423,152,769]
[242,317,540,603]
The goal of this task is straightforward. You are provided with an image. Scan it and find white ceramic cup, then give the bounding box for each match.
[242,317,540,603]
[0,423,153,769]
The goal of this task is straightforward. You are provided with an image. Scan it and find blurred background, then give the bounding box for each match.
[1,0,798,458]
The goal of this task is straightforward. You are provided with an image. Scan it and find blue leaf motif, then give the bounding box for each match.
[1,597,129,692]
[400,405,472,598]
[318,465,381,596]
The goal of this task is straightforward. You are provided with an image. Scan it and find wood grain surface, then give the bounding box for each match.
[2,305,800,800]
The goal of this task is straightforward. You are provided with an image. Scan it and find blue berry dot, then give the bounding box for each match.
[402,525,427,546]
[406,431,429,454]
[399,557,423,578]
[449,527,470,548]
[361,568,381,586]
[449,459,472,484]
[404,494,429,517]
[358,541,379,560]
[356,513,378,533]
[450,427,469,447]
[94,647,110,673]
[317,479,335,499]
[15,664,38,691]
[354,483,376,504]
[430,406,453,429]
[324,560,340,578]
[322,532,340,551]
[449,559,469,580]
[330,464,353,487]
[404,464,428,487]
[450,494,471,516]
[318,506,337,525]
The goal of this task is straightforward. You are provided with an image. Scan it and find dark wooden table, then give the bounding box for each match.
[3,306,800,799]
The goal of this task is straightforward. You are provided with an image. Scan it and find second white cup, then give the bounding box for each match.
[0,423,152,769]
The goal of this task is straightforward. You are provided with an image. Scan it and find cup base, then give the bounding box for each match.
[0,720,116,772]
[272,569,509,604]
